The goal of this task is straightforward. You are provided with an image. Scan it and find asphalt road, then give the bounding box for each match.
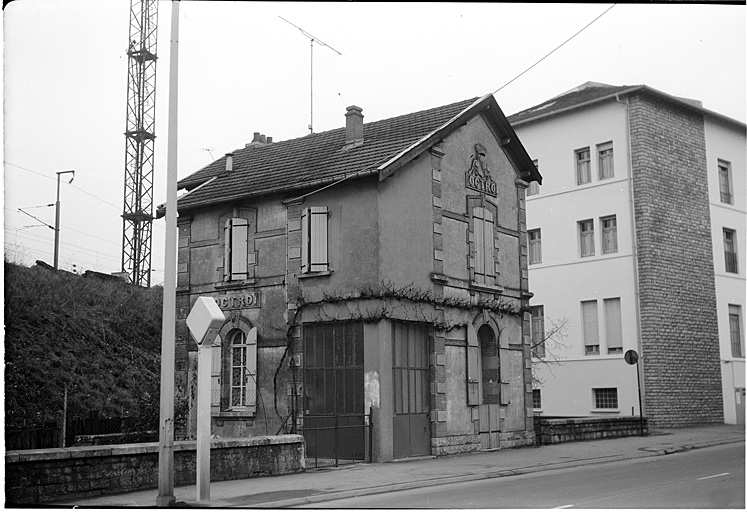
[299,443,745,509]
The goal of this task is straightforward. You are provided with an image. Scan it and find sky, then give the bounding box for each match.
[3,1,745,286]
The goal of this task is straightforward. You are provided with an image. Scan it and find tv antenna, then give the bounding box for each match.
[279,16,342,134]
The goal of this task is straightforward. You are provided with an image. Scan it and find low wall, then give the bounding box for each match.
[534,416,648,445]
[5,434,305,505]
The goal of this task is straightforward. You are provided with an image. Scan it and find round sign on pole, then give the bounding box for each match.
[624,349,639,365]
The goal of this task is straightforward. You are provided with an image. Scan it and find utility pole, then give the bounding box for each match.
[54,170,75,270]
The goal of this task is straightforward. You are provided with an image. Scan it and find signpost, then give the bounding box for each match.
[624,349,645,437]
[186,297,225,503]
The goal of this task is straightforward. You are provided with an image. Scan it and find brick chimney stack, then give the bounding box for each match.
[345,106,364,145]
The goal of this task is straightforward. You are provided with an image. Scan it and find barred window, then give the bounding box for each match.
[719,160,733,204]
[594,388,618,409]
[724,229,738,274]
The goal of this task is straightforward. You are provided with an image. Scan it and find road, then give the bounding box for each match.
[299,443,745,509]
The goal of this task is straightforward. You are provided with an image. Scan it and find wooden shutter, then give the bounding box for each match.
[467,326,481,405]
[245,327,257,410]
[473,208,494,284]
[211,338,221,408]
[224,218,248,281]
[301,207,329,273]
[604,298,622,352]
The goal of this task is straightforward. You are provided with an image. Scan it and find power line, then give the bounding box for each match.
[493,4,616,95]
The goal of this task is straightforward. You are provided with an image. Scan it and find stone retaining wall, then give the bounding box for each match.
[5,435,304,505]
[534,416,648,445]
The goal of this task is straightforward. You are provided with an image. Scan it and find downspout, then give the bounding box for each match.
[616,93,646,418]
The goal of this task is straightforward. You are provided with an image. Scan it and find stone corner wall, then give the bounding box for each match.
[628,92,723,428]
[534,416,648,445]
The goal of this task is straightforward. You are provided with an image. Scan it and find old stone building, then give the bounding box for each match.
[170,94,542,461]
[510,82,746,427]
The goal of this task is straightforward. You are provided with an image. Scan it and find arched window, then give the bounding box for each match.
[467,323,500,405]
[215,324,257,414]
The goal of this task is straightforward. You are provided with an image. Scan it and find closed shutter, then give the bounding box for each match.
[211,338,221,408]
[301,207,329,273]
[473,208,494,284]
[224,218,248,281]
[604,298,622,353]
[467,327,481,405]
[245,327,257,410]
[582,300,599,354]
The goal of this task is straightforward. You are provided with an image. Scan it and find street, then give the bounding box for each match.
[299,443,745,509]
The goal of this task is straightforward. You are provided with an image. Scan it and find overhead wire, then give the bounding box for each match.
[492,4,616,95]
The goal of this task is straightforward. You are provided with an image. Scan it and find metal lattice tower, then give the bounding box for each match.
[122,0,159,287]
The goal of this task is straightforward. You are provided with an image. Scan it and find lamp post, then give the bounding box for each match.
[54,170,75,270]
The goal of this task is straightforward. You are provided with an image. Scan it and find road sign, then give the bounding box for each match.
[186,297,225,346]
[624,349,639,365]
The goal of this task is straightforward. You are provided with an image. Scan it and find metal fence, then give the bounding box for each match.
[300,411,373,469]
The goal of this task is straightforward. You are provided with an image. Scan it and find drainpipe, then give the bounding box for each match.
[616,93,646,419]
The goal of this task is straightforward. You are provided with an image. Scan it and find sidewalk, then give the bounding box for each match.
[54,423,744,508]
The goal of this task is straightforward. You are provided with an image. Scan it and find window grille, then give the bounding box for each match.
[594,388,618,409]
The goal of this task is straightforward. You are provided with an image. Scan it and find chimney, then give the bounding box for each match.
[345,105,364,144]
[266,136,273,144]
[246,132,273,147]
[252,132,262,143]
[260,134,266,143]
[225,152,234,172]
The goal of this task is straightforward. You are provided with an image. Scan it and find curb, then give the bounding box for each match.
[237,436,745,508]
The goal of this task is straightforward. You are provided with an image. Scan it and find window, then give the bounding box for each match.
[594,388,618,409]
[472,207,495,285]
[576,148,591,185]
[601,215,618,254]
[582,300,599,355]
[724,229,738,274]
[598,142,614,180]
[730,305,743,358]
[224,218,249,281]
[215,327,257,414]
[527,160,540,196]
[579,220,595,257]
[301,206,329,273]
[531,305,545,358]
[467,324,500,406]
[532,389,542,410]
[528,229,542,264]
[604,298,623,354]
[719,160,733,204]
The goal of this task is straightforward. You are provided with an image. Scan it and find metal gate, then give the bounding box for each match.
[392,322,431,459]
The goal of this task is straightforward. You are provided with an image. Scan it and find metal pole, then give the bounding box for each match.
[637,360,644,437]
[157,0,179,506]
[53,170,74,270]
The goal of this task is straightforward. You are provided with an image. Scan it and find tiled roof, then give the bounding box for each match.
[507,82,637,125]
[176,97,480,211]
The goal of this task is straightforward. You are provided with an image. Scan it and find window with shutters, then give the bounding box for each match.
[730,305,743,358]
[467,324,500,406]
[576,147,591,185]
[212,327,257,415]
[579,219,595,257]
[528,229,542,264]
[530,305,545,358]
[224,218,249,281]
[472,207,495,285]
[582,300,599,355]
[601,216,617,254]
[301,206,329,273]
[604,298,623,354]
[598,142,614,180]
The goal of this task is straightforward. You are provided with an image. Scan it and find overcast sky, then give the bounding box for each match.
[3,1,745,285]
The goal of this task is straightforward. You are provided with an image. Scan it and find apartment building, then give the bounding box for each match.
[509,82,746,427]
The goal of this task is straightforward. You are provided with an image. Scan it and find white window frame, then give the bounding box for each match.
[579,219,595,257]
[724,228,738,274]
[528,228,542,264]
[224,217,249,281]
[582,300,600,355]
[301,206,329,273]
[593,388,618,409]
[719,160,733,205]
[576,147,591,185]
[598,142,614,180]
[601,215,618,254]
[472,207,495,285]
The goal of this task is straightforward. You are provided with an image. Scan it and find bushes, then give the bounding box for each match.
[4,260,163,431]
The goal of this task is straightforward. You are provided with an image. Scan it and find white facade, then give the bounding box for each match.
[516,92,746,423]
[705,116,747,424]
